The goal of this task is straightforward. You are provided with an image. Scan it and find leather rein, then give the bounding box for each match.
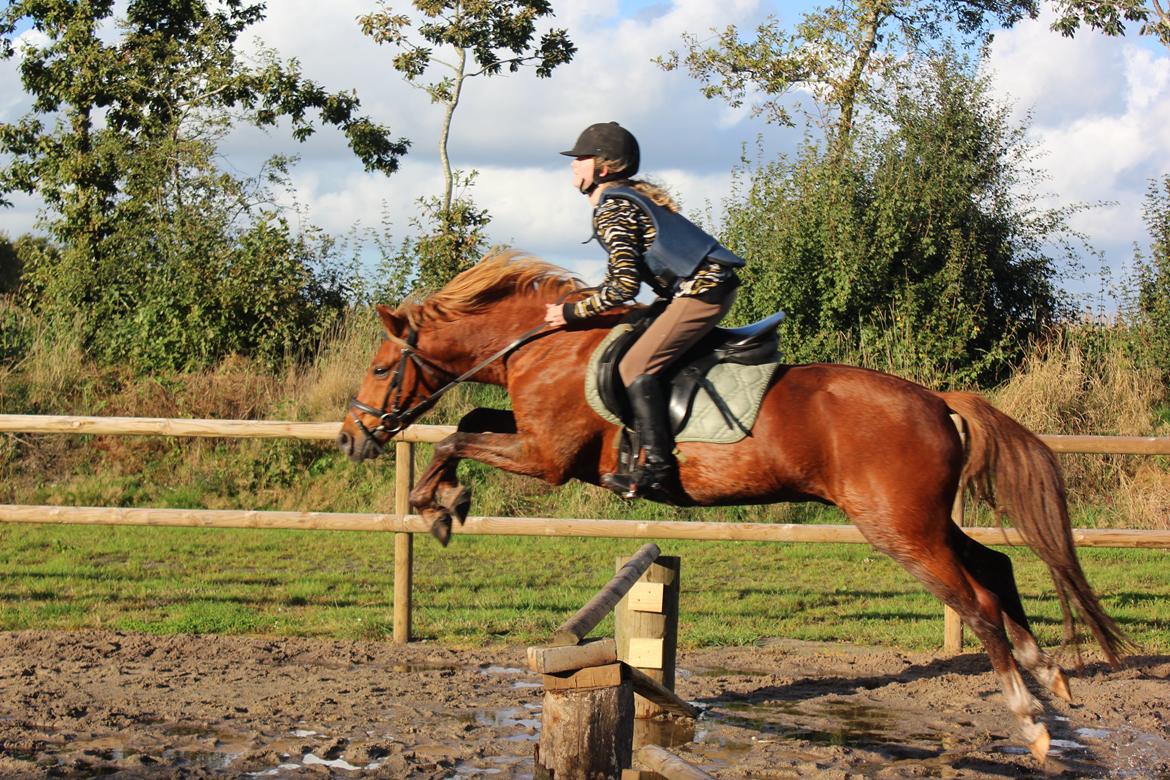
[348,322,550,453]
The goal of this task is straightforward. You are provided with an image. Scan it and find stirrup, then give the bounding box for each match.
[601,471,641,500]
[601,462,673,500]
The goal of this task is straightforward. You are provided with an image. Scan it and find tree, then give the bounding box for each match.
[1052,0,1170,46]
[0,1,410,368]
[359,0,573,213]
[720,50,1075,386]
[358,0,574,289]
[657,1,1036,154]
[1127,175,1170,379]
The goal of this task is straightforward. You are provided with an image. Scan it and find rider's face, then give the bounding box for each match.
[570,155,595,193]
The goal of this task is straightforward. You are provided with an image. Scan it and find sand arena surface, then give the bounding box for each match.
[0,630,1167,778]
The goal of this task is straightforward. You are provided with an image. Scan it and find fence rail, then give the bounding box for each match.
[2,504,1168,547]
[1,414,1168,647]
[4,414,1170,453]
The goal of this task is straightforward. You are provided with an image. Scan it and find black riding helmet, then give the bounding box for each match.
[560,121,640,182]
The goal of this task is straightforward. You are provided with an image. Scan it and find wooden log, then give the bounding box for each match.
[617,555,680,719]
[0,414,455,443]
[393,441,415,645]
[528,638,618,674]
[3,505,1170,548]
[535,664,633,780]
[550,543,661,647]
[636,745,714,780]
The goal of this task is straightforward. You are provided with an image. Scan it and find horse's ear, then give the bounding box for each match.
[376,304,405,336]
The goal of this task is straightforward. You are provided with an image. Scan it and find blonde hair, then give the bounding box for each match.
[594,157,680,213]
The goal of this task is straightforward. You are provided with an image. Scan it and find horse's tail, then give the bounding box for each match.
[939,391,1130,667]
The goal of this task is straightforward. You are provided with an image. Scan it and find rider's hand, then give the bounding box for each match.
[545,303,567,328]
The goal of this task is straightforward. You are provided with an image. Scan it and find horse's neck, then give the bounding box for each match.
[441,302,550,381]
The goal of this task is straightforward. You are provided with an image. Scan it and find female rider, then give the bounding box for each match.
[544,121,744,499]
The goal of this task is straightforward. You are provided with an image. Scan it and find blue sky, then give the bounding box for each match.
[2,1,1168,309]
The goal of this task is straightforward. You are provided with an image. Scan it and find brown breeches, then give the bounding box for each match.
[618,291,736,386]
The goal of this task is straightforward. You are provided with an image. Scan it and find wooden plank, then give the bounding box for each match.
[637,745,714,780]
[625,664,698,719]
[629,582,665,613]
[528,638,618,674]
[627,638,664,670]
[0,414,455,443]
[3,505,1170,548]
[550,543,661,646]
[542,662,624,692]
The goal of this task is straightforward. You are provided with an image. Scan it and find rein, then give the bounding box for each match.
[348,322,551,453]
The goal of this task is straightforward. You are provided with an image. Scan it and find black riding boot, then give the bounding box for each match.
[601,374,676,499]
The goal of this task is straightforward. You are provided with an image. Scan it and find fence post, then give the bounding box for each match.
[944,414,966,654]
[394,440,415,644]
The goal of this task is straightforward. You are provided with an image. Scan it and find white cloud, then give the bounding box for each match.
[986,11,1170,296]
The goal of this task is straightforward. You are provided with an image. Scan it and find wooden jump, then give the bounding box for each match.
[531,545,697,779]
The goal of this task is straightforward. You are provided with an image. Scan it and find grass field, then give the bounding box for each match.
[1,520,1166,654]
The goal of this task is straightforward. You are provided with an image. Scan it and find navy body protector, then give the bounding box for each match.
[593,186,745,297]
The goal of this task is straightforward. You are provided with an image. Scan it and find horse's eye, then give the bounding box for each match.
[373,366,391,378]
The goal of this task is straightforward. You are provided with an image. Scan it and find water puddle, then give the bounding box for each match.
[459,706,541,741]
[454,754,533,778]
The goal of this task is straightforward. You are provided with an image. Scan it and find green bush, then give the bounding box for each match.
[720,51,1074,387]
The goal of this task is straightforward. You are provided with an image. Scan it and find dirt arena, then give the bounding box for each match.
[0,630,1167,778]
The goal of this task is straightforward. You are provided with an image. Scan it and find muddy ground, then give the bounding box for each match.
[0,630,1167,779]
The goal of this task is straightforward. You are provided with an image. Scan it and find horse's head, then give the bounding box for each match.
[337,250,583,461]
[337,304,452,462]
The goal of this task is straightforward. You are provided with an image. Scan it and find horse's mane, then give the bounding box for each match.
[400,249,585,328]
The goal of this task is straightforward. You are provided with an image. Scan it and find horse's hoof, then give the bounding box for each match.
[1050,669,1073,703]
[1025,723,1050,763]
[430,512,453,547]
[446,486,471,525]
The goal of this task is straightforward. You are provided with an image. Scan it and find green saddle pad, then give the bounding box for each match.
[584,325,781,445]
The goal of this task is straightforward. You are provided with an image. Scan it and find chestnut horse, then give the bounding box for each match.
[337,252,1128,760]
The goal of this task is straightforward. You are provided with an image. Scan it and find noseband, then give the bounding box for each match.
[348,322,550,454]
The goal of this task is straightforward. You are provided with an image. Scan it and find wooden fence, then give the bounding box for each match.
[2,414,1169,648]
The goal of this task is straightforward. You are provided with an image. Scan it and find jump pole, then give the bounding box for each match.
[550,543,661,647]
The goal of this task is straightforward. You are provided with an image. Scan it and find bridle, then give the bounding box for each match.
[348,322,550,454]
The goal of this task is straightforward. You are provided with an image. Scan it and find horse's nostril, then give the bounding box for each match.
[337,431,352,453]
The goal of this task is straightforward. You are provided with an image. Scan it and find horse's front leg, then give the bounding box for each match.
[408,410,530,545]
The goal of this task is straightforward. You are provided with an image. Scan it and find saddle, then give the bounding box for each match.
[595,307,786,435]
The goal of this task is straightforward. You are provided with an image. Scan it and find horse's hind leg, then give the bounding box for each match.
[957,535,1072,702]
[865,519,1051,761]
